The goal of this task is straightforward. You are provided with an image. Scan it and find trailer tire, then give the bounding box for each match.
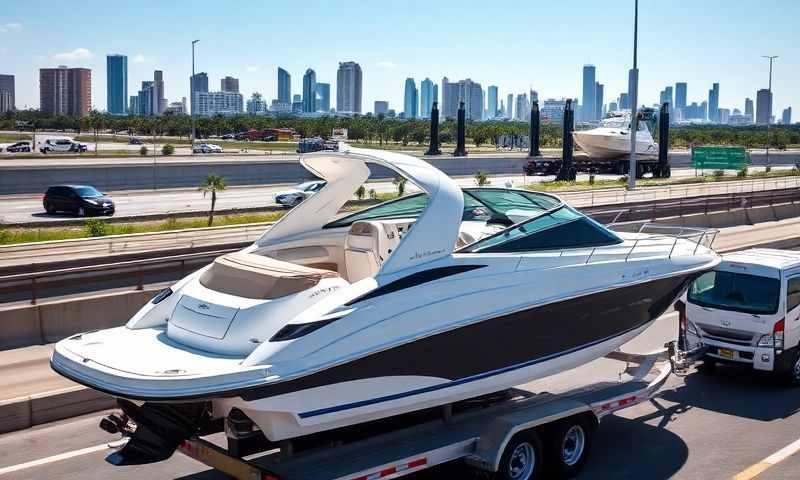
[494,430,544,480]
[544,416,595,479]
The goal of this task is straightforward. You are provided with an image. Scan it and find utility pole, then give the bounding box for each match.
[191,39,199,156]
[627,0,639,190]
[762,55,778,170]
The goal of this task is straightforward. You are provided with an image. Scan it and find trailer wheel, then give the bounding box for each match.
[494,431,544,480]
[544,417,594,479]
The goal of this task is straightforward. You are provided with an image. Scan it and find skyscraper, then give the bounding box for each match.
[441,77,460,119]
[106,54,127,115]
[220,76,239,93]
[0,74,14,113]
[316,83,330,112]
[302,68,316,113]
[582,65,596,121]
[190,72,209,115]
[455,79,482,121]
[618,93,630,110]
[137,80,154,116]
[487,85,498,119]
[745,98,754,121]
[39,66,91,117]
[675,82,687,119]
[594,83,603,121]
[782,107,792,125]
[420,78,434,118]
[507,93,513,120]
[515,93,528,122]
[756,89,772,124]
[152,70,165,115]
[277,67,291,104]
[336,61,362,114]
[374,100,389,115]
[708,83,719,123]
[403,78,418,119]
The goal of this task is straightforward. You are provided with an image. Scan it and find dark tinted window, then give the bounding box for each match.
[787,277,800,312]
[74,186,102,197]
[688,271,780,315]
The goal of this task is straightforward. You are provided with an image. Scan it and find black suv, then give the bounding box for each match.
[43,185,115,216]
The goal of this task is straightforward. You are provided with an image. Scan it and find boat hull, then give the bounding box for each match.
[572,130,658,159]
[216,271,695,440]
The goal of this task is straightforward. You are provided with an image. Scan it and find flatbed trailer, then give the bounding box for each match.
[176,346,677,480]
[524,156,670,179]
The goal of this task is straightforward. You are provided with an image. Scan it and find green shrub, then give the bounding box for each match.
[84,219,108,237]
[737,166,748,178]
[712,169,725,179]
[369,189,378,200]
[392,176,407,196]
[355,185,366,200]
[474,170,490,186]
[139,145,148,156]
[161,144,175,156]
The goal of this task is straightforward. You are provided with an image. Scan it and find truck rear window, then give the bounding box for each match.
[688,271,780,315]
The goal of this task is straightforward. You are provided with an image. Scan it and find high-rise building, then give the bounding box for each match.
[151,70,165,115]
[594,83,604,121]
[618,93,630,110]
[454,79,483,121]
[782,107,792,125]
[700,101,708,121]
[106,55,127,115]
[190,72,209,115]
[507,93,513,120]
[441,77,460,119]
[708,83,719,123]
[277,67,291,104]
[0,74,14,113]
[659,86,673,114]
[315,83,330,112]
[246,92,268,115]
[220,76,239,93]
[136,81,154,116]
[403,78,418,119]
[487,85,498,119]
[581,65,596,121]
[744,98,754,122]
[719,108,730,124]
[302,69,316,113]
[39,66,91,117]
[756,89,772,125]
[129,96,139,116]
[374,100,389,115]
[540,98,568,124]
[336,61,362,114]
[420,78,434,118]
[675,82,687,119]
[515,93,528,122]
[194,90,243,116]
[608,101,618,112]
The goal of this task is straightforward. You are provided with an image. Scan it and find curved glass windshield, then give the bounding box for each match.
[688,271,780,315]
[75,186,102,197]
[458,206,622,253]
[323,189,561,229]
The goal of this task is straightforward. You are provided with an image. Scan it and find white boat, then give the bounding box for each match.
[572,111,658,159]
[51,145,719,465]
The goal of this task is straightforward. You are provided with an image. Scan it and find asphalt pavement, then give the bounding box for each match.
[1,311,799,479]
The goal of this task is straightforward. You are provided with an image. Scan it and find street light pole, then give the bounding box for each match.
[762,55,777,170]
[191,39,199,156]
[627,0,639,190]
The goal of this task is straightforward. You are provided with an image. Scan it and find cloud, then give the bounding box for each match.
[376,61,397,69]
[246,66,259,72]
[0,22,22,33]
[53,48,93,61]
[132,53,148,64]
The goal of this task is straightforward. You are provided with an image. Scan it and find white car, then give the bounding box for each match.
[193,143,223,154]
[274,180,327,207]
[40,138,87,153]
[680,248,800,386]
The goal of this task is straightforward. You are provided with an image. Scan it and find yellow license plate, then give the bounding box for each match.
[718,348,735,359]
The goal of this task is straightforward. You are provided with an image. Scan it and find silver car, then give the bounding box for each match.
[274,180,327,207]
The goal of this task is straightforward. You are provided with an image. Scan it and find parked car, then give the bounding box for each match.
[192,143,223,154]
[679,248,800,386]
[221,133,237,140]
[43,185,115,216]
[128,137,143,145]
[4,141,32,153]
[274,180,327,207]
[40,138,87,153]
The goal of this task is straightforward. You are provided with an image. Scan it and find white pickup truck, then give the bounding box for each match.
[679,248,800,386]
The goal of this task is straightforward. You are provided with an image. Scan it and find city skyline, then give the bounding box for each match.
[1,1,798,118]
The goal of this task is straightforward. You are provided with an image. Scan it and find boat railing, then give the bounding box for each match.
[581,223,718,264]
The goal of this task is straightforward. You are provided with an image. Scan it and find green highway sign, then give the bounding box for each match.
[691,146,749,169]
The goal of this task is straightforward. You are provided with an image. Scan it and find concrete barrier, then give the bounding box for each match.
[0,288,157,350]
[0,386,115,435]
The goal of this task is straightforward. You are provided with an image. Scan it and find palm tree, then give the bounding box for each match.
[199,173,226,226]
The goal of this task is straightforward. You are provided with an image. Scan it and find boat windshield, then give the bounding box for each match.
[601,118,628,129]
[323,188,561,229]
[457,205,622,253]
[687,271,780,315]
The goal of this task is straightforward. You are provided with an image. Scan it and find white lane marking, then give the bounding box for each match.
[0,442,115,476]
[732,436,800,480]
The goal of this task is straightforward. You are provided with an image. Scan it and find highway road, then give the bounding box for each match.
[2,167,798,224]
[1,310,799,479]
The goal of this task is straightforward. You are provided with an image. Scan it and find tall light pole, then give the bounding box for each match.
[627,0,639,190]
[762,55,777,170]
[191,39,200,156]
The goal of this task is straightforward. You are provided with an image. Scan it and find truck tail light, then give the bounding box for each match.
[774,319,785,349]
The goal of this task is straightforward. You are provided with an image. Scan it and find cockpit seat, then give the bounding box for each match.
[344,221,386,282]
[200,252,339,299]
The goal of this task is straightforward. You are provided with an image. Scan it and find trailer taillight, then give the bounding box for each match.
[774,319,785,349]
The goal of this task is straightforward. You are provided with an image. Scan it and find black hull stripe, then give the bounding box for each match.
[345,265,486,306]
[298,316,651,418]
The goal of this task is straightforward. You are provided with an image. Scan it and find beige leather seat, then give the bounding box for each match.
[200,252,339,300]
[344,221,384,282]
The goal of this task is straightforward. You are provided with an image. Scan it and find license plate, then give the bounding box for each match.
[718,348,735,359]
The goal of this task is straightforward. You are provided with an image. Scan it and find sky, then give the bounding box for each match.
[1,0,798,116]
